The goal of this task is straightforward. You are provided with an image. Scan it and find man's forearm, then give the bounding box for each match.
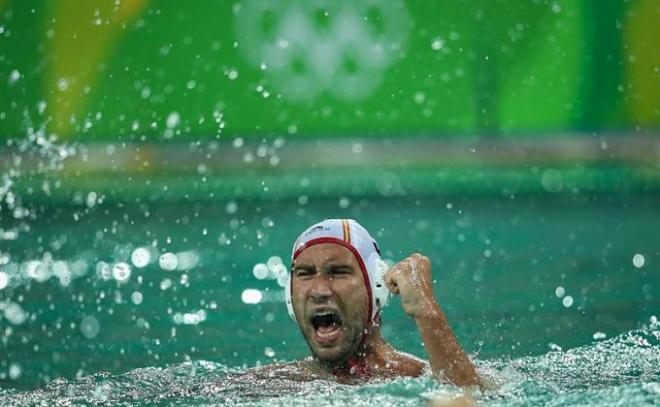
[415,303,481,387]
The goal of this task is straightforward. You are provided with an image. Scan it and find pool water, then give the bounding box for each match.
[1,195,659,405]
[0,320,658,406]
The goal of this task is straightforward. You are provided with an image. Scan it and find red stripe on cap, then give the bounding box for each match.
[341,219,351,244]
[292,237,373,323]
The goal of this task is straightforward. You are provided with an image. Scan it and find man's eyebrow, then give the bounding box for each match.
[292,261,314,269]
[293,265,313,270]
[325,262,353,268]
[292,260,353,269]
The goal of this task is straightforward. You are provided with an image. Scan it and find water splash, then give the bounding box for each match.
[1,127,77,241]
[1,319,658,406]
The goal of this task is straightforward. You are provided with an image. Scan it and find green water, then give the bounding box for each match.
[1,194,659,405]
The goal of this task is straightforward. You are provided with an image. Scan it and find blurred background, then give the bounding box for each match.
[0,0,659,390]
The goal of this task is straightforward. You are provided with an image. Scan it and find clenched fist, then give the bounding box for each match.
[385,253,482,387]
[384,253,438,318]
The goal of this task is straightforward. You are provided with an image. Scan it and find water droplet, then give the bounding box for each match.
[166,112,181,128]
[86,191,97,208]
[632,253,645,268]
[548,342,562,351]
[173,309,207,325]
[112,262,132,282]
[218,233,231,246]
[253,263,268,279]
[414,91,426,104]
[131,247,151,268]
[56,77,69,91]
[276,273,288,288]
[555,286,565,298]
[227,69,238,80]
[431,38,444,50]
[131,291,143,305]
[226,201,238,214]
[175,251,199,271]
[25,260,50,282]
[241,289,262,304]
[264,347,275,357]
[541,169,563,193]
[267,256,283,270]
[80,316,100,339]
[8,69,20,84]
[562,295,574,308]
[8,363,21,380]
[160,278,173,290]
[0,271,8,289]
[3,302,27,324]
[37,100,47,114]
[592,332,607,340]
[96,261,112,280]
[159,252,178,271]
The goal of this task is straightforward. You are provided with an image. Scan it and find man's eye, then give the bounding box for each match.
[295,269,313,277]
[330,268,351,276]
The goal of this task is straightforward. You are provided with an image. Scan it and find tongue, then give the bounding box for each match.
[317,323,340,335]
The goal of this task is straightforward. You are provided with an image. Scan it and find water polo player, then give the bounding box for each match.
[282,219,481,386]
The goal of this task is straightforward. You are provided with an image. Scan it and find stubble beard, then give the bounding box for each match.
[304,323,365,368]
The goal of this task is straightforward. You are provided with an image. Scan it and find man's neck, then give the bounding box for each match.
[318,329,391,378]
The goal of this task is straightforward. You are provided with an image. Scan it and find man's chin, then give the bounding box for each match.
[305,332,350,364]
[311,346,350,366]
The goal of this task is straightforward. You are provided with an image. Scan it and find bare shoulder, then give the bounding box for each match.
[380,349,429,377]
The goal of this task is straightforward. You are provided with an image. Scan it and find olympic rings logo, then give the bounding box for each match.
[234,0,410,102]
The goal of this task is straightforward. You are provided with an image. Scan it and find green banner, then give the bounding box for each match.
[1,0,658,140]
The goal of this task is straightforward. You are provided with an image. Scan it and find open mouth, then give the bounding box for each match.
[310,310,343,344]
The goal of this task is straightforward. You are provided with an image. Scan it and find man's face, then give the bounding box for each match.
[291,243,369,365]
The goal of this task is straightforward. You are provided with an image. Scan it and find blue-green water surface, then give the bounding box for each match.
[1,195,659,405]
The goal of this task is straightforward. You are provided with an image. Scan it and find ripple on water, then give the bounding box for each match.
[0,320,658,406]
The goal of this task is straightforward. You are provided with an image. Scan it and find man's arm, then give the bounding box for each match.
[384,253,481,387]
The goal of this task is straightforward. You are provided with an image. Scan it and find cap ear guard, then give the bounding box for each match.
[284,271,297,322]
[369,255,390,313]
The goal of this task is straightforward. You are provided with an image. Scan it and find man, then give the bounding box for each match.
[275,219,481,387]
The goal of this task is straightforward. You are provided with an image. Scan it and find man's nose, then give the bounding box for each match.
[309,275,333,302]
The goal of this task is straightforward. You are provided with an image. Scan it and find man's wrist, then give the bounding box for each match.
[411,298,444,322]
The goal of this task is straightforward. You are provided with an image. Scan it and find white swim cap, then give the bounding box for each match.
[285,219,389,324]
